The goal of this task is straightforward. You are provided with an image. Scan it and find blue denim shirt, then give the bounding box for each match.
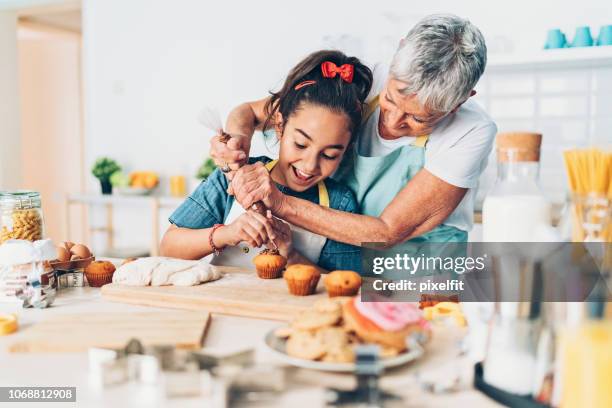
[169,157,361,272]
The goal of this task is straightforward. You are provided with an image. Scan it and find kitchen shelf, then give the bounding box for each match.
[488,46,612,71]
[64,193,185,257]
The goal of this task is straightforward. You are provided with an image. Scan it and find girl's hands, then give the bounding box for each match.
[215,210,294,257]
[230,163,286,214]
[218,211,275,248]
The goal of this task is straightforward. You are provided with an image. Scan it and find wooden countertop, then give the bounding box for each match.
[0,286,500,407]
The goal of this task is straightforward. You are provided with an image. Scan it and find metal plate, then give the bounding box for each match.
[263,329,424,373]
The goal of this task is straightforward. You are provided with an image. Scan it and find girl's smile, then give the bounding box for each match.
[291,165,317,184]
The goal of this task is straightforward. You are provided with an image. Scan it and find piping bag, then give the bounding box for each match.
[199,107,278,249]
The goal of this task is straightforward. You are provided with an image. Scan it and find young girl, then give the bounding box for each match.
[160,50,373,272]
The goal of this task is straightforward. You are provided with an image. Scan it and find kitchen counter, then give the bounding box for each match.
[0,287,500,407]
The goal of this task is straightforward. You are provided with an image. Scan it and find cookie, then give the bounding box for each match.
[313,298,342,314]
[322,345,355,363]
[291,308,341,331]
[317,327,349,349]
[286,330,325,360]
[274,326,294,339]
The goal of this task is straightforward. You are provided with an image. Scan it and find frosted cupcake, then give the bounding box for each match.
[252,249,287,279]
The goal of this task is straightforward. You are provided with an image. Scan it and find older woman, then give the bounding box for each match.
[211,14,496,248]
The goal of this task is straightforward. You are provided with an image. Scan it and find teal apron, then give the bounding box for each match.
[335,95,468,246]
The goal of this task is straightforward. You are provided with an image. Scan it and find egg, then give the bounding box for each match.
[62,241,75,251]
[70,244,91,259]
[56,246,71,262]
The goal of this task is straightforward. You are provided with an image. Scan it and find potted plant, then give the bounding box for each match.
[195,158,217,181]
[191,158,217,192]
[92,157,121,195]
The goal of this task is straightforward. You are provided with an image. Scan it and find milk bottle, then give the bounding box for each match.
[482,132,551,242]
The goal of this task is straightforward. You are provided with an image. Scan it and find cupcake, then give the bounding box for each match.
[284,264,321,296]
[252,249,287,279]
[342,297,429,351]
[85,261,116,287]
[324,270,362,297]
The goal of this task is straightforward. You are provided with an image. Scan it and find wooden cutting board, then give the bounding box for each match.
[8,311,210,353]
[101,266,327,321]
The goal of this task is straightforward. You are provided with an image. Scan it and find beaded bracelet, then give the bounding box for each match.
[209,224,225,255]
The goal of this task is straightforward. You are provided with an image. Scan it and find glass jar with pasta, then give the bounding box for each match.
[0,191,45,244]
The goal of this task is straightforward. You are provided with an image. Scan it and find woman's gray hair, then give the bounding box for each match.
[389,14,487,113]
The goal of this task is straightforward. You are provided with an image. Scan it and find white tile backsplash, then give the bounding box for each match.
[538,119,588,144]
[591,117,612,147]
[593,92,612,116]
[488,74,536,94]
[593,68,612,92]
[490,97,536,118]
[476,65,612,205]
[539,70,590,93]
[540,95,589,117]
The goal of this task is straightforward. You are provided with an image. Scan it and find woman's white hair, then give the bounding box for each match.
[390,14,487,113]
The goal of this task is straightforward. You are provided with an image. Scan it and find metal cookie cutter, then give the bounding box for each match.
[16,280,56,309]
[326,345,401,407]
[56,270,85,289]
[89,339,206,398]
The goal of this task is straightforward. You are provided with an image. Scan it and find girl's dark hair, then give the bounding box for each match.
[263,50,373,138]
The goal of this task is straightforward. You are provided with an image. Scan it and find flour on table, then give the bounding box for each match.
[112,257,223,286]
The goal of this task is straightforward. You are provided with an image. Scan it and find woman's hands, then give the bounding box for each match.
[209,133,250,180]
[266,216,293,258]
[230,163,286,214]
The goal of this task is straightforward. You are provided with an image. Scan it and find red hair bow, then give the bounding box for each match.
[321,61,354,83]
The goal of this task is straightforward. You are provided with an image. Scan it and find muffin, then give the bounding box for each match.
[284,264,321,296]
[252,249,287,279]
[85,261,116,287]
[342,297,429,351]
[324,270,362,297]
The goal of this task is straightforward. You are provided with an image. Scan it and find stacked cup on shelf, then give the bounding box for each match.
[545,25,612,49]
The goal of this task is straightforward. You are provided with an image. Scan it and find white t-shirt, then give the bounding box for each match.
[357,64,497,232]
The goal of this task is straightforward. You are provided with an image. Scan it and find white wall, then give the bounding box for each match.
[81,0,612,252]
[0,10,21,190]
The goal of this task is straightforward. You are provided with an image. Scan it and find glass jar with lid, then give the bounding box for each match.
[0,191,45,244]
[482,132,552,242]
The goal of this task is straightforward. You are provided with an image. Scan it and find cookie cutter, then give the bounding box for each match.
[15,279,56,308]
[222,364,287,406]
[88,339,207,398]
[55,270,85,289]
[325,345,402,407]
[191,348,254,370]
